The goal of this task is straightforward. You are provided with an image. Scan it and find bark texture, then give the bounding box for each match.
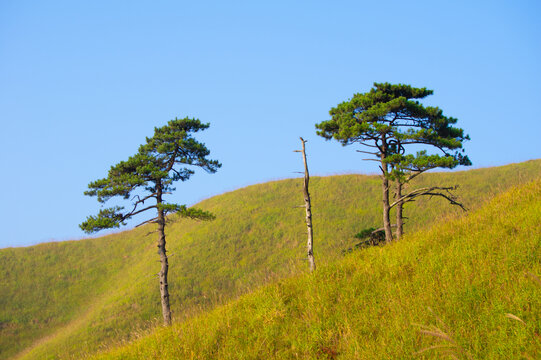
[299,137,315,272]
[156,183,172,326]
[380,134,393,243]
[396,181,404,241]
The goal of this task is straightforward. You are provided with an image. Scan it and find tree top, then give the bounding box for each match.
[316,82,470,162]
[80,117,221,233]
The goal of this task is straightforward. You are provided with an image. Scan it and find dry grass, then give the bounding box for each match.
[91,178,541,359]
[1,160,540,359]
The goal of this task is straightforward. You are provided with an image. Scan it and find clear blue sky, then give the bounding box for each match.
[1,0,539,247]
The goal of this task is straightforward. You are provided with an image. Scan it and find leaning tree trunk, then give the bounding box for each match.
[299,137,315,272]
[380,135,393,243]
[156,183,172,326]
[396,181,404,241]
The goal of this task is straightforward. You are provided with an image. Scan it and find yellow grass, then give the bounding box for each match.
[1,160,539,359]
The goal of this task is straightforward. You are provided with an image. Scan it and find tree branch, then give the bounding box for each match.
[124,205,157,220]
[136,216,159,227]
[406,168,430,182]
[166,145,180,172]
[131,193,158,205]
[356,150,379,156]
[356,142,380,149]
[389,186,466,211]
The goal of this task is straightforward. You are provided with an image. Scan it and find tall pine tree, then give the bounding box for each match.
[80,117,221,325]
[316,83,470,242]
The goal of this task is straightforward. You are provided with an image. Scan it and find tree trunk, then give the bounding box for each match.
[156,183,172,326]
[396,181,403,241]
[382,174,393,243]
[299,137,315,272]
[380,135,393,243]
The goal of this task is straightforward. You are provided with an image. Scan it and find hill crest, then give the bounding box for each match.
[1,159,540,359]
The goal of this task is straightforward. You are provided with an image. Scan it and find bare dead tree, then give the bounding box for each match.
[294,137,315,272]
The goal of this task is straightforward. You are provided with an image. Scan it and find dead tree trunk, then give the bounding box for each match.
[156,182,172,326]
[296,137,315,272]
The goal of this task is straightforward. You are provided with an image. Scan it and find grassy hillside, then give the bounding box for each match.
[0,160,539,359]
[93,177,541,359]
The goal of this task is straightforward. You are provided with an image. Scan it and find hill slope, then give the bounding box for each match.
[94,178,541,359]
[1,160,540,359]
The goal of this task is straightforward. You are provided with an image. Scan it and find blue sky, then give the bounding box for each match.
[1,0,539,247]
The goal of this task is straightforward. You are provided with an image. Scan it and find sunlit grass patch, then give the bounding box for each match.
[1,160,540,359]
[93,178,541,359]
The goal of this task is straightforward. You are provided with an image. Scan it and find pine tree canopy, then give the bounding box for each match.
[316,82,472,243]
[316,82,471,174]
[80,117,221,233]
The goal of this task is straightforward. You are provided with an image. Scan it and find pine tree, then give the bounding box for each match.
[80,117,221,325]
[316,83,471,242]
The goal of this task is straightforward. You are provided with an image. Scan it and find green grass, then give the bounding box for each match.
[93,177,541,359]
[0,159,539,359]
